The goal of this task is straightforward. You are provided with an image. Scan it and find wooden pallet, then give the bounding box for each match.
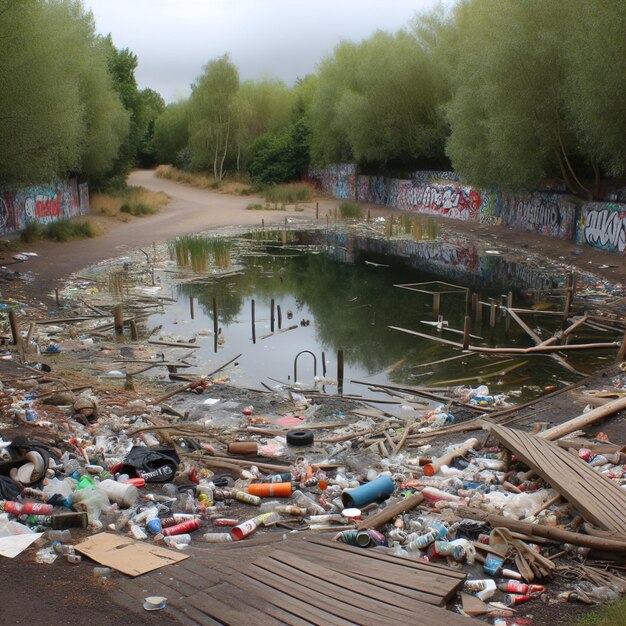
[489,424,626,533]
[117,533,474,625]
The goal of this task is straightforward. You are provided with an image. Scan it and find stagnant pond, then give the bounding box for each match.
[131,225,622,402]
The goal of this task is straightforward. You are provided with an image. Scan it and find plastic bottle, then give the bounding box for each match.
[162,519,201,536]
[45,529,72,542]
[98,479,139,508]
[291,489,325,515]
[52,541,75,556]
[130,524,148,540]
[406,529,439,551]
[164,534,192,546]
[201,533,233,543]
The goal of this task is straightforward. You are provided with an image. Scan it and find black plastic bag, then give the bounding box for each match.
[121,446,180,482]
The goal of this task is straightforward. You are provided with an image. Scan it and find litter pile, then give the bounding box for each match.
[1,360,626,624]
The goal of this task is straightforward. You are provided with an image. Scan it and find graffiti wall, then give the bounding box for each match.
[576,203,626,254]
[0,179,88,235]
[501,192,576,240]
[310,165,625,254]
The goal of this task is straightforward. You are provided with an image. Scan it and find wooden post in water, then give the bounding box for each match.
[505,291,513,332]
[129,320,138,341]
[463,315,472,350]
[489,302,497,328]
[316,202,319,219]
[367,208,371,222]
[8,311,19,346]
[337,350,344,396]
[114,304,124,340]
[55,289,60,307]
[251,299,256,344]
[277,304,282,330]
[563,273,574,322]
[465,290,472,316]
[213,298,218,352]
[270,298,275,333]
[321,351,327,377]
[189,295,195,320]
[432,292,441,319]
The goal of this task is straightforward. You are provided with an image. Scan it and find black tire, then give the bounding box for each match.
[286,429,314,447]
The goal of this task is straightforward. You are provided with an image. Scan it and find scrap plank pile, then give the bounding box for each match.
[489,423,626,534]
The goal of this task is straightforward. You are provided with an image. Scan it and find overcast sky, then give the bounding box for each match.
[82,0,444,103]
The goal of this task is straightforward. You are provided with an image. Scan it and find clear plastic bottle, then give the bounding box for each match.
[291,489,325,515]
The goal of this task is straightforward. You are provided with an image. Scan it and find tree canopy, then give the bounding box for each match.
[2,0,623,197]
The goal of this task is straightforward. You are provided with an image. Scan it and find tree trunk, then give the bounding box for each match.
[219,122,229,181]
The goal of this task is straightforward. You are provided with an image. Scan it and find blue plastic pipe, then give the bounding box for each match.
[341,475,395,508]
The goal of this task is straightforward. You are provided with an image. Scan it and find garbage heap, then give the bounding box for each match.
[1,374,626,625]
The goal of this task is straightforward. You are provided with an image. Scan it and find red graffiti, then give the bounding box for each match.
[35,196,61,219]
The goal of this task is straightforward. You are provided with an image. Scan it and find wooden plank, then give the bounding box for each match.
[245,567,367,626]
[489,424,626,533]
[190,584,288,626]
[282,540,450,604]
[263,551,474,625]
[250,557,407,625]
[248,562,389,625]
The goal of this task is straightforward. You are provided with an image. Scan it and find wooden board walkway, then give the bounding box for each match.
[489,424,626,534]
[115,533,474,625]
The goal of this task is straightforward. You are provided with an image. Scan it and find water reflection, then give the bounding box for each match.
[140,228,616,400]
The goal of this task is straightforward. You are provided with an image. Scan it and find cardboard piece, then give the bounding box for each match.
[0,532,43,558]
[75,532,188,576]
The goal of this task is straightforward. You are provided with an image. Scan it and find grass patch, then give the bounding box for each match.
[569,598,626,626]
[168,235,233,272]
[263,183,313,206]
[156,165,255,195]
[338,201,362,219]
[21,218,97,243]
[92,187,168,219]
[120,202,157,216]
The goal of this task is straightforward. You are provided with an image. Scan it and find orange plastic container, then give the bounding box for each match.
[248,482,292,497]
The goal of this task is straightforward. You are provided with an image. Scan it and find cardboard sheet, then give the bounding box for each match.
[75,532,188,576]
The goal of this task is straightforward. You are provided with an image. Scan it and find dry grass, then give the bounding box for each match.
[91,188,169,220]
[156,165,254,195]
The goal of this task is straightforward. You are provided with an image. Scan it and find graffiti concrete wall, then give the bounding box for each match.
[501,192,576,240]
[0,179,87,235]
[310,165,624,254]
[576,203,626,254]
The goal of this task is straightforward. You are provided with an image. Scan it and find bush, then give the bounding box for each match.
[20,220,44,243]
[120,202,157,216]
[339,201,362,219]
[43,219,96,241]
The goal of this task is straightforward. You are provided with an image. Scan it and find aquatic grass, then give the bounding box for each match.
[339,201,362,219]
[246,203,285,211]
[208,237,233,268]
[168,235,233,271]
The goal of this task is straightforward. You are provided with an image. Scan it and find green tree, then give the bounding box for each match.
[136,88,166,168]
[309,31,448,171]
[189,55,239,180]
[154,100,191,165]
[563,0,626,186]
[0,0,129,188]
[232,78,293,174]
[444,0,624,196]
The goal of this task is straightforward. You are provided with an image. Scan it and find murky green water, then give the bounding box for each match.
[144,228,619,401]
